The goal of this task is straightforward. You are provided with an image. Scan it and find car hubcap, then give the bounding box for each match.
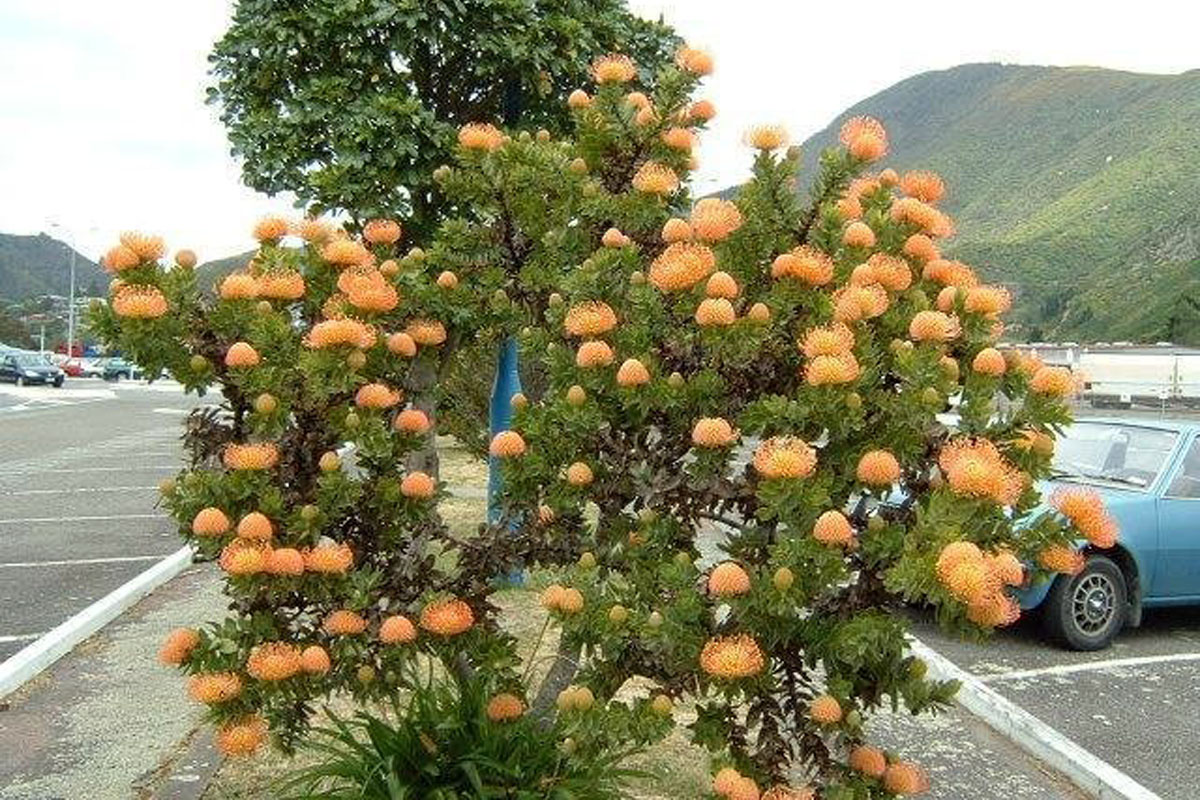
[1072,574,1116,635]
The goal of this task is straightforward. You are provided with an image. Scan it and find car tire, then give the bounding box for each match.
[1043,554,1127,651]
[53,377,64,388]
[15,376,24,387]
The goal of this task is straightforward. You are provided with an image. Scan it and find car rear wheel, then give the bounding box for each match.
[1043,554,1127,651]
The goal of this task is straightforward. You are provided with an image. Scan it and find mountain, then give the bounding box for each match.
[196,250,254,292]
[757,63,1200,344]
[0,233,107,301]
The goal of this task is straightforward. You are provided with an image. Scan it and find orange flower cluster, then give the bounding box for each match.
[692,417,737,448]
[1030,365,1077,397]
[303,542,354,574]
[700,634,765,679]
[305,318,376,349]
[406,319,447,346]
[112,285,168,319]
[936,541,1023,627]
[832,284,888,323]
[616,358,651,387]
[119,231,167,262]
[591,53,637,83]
[341,268,398,312]
[192,507,231,537]
[1038,544,1085,575]
[883,762,930,795]
[486,693,526,722]
[690,198,743,242]
[387,331,417,356]
[632,162,680,195]
[771,245,833,285]
[246,642,302,681]
[857,450,901,486]
[215,716,267,757]
[566,461,594,486]
[752,437,817,479]
[219,540,269,575]
[744,124,788,151]
[541,584,585,614]
[922,258,977,287]
[257,269,305,300]
[938,438,1025,506]
[224,341,260,368]
[321,238,373,268]
[713,768,761,800]
[489,430,527,458]
[899,170,945,205]
[695,297,736,327]
[188,672,243,704]
[810,694,843,724]
[420,598,474,636]
[909,310,960,343]
[323,609,368,636]
[223,442,279,470]
[300,645,331,673]
[296,217,333,243]
[839,116,888,161]
[690,99,717,121]
[849,745,888,778]
[662,127,695,152]
[1052,488,1118,548]
[379,614,418,644]
[219,272,259,301]
[812,510,854,546]
[964,285,1011,316]
[401,471,436,499]
[564,301,617,337]
[892,197,954,238]
[706,271,739,299]
[355,382,401,409]
[362,218,402,245]
[576,339,614,368]
[801,323,860,385]
[972,347,1007,376]
[675,45,713,75]
[158,628,199,665]
[708,562,751,596]
[903,233,939,262]
[457,123,504,152]
[649,242,715,291]
[236,511,273,540]
[102,244,141,272]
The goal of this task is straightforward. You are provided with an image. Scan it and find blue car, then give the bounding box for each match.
[1020,418,1200,650]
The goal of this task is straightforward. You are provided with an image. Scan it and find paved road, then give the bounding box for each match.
[0,379,202,662]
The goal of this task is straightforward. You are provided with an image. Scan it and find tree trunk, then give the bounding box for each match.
[406,354,440,478]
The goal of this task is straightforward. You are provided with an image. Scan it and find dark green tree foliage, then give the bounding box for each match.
[208,0,680,239]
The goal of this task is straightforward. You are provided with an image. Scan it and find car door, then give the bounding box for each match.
[0,356,15,381]
[1153,435,1200,598]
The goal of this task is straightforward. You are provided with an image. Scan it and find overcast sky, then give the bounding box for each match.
[2,0,1196,264]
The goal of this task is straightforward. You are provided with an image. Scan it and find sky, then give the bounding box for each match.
[1,0,1197,264]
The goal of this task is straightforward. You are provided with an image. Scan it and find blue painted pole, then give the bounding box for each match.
[488,336,522,524]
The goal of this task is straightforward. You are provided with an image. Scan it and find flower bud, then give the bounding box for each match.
[254,393,277,415]
[319,452,341,472]
[773,566,794,591]
[347,350,367,369]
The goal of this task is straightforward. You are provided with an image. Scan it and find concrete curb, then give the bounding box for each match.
[0,546,193,699]
[908,636,1162,800]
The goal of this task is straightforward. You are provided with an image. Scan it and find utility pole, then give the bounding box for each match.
[67,245,76,357]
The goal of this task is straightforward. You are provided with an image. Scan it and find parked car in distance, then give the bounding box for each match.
[79,359,104,378]
[0,352,65,386]
[1019,418,1200,650]
[100,357,142,381]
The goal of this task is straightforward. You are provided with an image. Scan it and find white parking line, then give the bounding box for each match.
[0,554,168,569]
[0,485,158,497]
[0,465,178,476]
[0,513,162,525]
[979,652,1200,682]
[0,633,45,644]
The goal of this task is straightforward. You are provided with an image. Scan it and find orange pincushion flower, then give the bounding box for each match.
[858,450,901,486]
[744,124,788,150]
[379,614,417,644]
[727,778,761,800]
[675,45,713,75]
[662,127,696,151]
[300,645,330,674]
[747,302,770,323]
[965,285,1011,316]
[935,541,984,583]
[892,197,947,236]
[591,54,637,84]
[119,231,167,262]
[215,716,267,757]
[939,438,1025,506]
[771,246,834,285]
[246,642,302,681]
[223,442,279,470]
[296,217,333,243]
[457,123,504,152]
[387,331,417,356]
[224,341,261,368]
[420,598,475,636]
[922,258,977,287]
[567,89,591,109]
[972,347,1007,376]
[486,693,526,722]
[883,762,930,795]
[218,272,257,301]
[343,270,399,312]
[102,244,140,272]
[192,507,231,537]
[236,511,273,541]
[576,340,614,368]
[706,271,739,299]
[849,745,888,778]
[832,285,889,323]
[566,461,594,486]
[836,195,863,220]
[564,301,617,337]
[713,767,743,795]
[322,238,373,268]
[363,218,402,245]
[616,358,651,387]
[708,561,751,596]
[305,318,377,349]
[662,218,693,243]
[967,592,1022,627]
[601,227,630,248]
[253,215,289,242]
[810,694,843,724]
[903,233,939,262]
[1030,366,1077,397]
[355,382,401,409]
[695,297,736,327]
[218,541,268,575]
[762,787,814,800]
[813,510,854,546]
[401,471,436,499]
[304,542,354,574]
[842,221,876,249]
[879,167,900,186]
[323,609,368,636]
[489,430,527,458]
[942,560,992,604]
[900,170,946,205]
[188,672,242,704]
[700,634,765,679]
[624,91,651,110]
[158,628,199,665]
[635,105,658,126]
[800,324,855,358]
[632,162,679,195]
[112,286,168,319]
[804,353,861,386]
[267,547,305,576]
[690,99,717,121]
[909,310,960,343]
[257,269,305,300]
[1052,487,1119,548]
[649,242,715,291]
[935,286,959,312]
[406,319,447,346]
[753,437,817,479]
[1039,544,1085,575]
[540,584,567,611]
[839,116,888,161]
[692,417,737,448]
[690,198,743,242]
[868,253,913,291]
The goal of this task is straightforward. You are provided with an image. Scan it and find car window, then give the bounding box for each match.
[1165,439,1200,500]
[1053,423,1177,489]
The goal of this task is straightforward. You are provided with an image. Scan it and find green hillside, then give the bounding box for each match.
[782,63,1200,344]
[196,250,255,293]
[0,233,106,300]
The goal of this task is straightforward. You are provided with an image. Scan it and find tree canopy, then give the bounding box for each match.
[208,0,680,239]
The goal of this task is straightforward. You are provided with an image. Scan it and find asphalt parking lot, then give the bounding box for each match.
[0,379,200,662]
